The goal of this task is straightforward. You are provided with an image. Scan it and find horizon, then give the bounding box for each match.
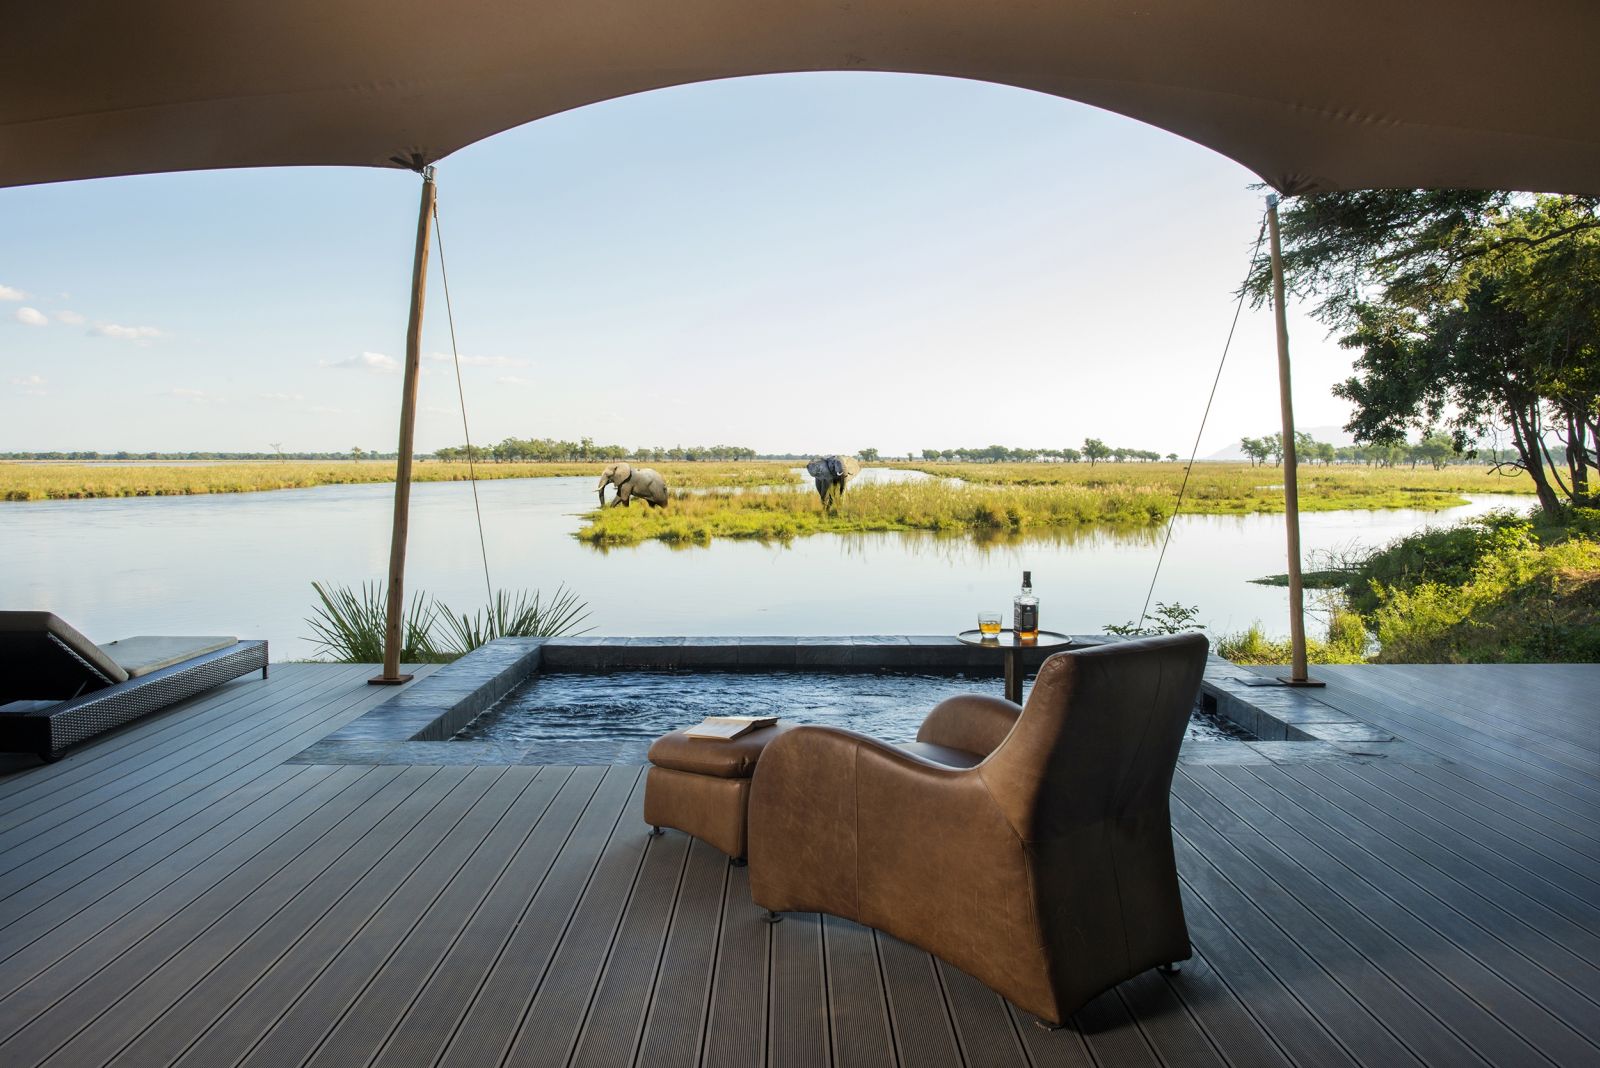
[3,72,1361,458]
[0,423,1380,461]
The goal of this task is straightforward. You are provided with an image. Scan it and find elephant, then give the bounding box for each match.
[597,463,669,508]
[805,455,862,507]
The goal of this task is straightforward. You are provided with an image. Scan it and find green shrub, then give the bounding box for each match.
[1104,602,1204,637]
[1344,509,1535,614]
[1369,538,1600,662]
[1216,608,1371,666]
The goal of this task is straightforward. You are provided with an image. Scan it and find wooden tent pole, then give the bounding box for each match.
[1266,194,1320,686]
[371,166,436,685]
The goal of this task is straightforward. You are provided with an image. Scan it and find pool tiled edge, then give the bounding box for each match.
[287,635,1056,764]
[1193,656,1440,765]
[287,636,1435,766]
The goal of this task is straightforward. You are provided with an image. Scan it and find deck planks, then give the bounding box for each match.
[0,661,1595,1066]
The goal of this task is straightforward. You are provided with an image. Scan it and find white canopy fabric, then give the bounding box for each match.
[4,0,1599,194]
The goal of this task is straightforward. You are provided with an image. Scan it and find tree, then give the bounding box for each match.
[1254,190,1599,513]
[857,447,880,462]
[350,446,364,462]
[1415,430,1457,470]
[1082,438,1110,466]
[1166,453,1179,462]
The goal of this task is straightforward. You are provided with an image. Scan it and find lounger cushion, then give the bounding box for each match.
[648,721,797,779]
[97,636,238,678]
[0,611,129,700]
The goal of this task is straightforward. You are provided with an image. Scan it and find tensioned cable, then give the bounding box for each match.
[1136,211,1270,630]
[431,190,496,610]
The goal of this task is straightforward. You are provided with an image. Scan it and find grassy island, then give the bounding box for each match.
[576,463,1535,546]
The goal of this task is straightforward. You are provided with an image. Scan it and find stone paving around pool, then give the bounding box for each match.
[288,636,1444,767]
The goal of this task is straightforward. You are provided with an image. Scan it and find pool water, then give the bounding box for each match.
[455,670,1249,764]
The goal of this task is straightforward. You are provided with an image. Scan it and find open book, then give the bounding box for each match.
[683,715,779,741]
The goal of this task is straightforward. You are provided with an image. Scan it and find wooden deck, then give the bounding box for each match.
[1,661,1596,1067]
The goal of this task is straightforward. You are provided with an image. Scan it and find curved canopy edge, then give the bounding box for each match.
[3,1,1599,194]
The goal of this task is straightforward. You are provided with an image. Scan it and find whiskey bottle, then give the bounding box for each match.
[1013,570,1039,640]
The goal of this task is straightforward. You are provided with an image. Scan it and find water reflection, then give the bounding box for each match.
[829,522,1165,562]
[2,474,1532,660]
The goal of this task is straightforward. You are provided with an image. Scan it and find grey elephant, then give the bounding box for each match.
[597,462,669,508]
[805,455,862,506]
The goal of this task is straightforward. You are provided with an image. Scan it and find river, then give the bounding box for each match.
[4,475,1530,660]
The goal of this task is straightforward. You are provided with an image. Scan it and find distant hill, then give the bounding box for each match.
[1206,425,1355,461]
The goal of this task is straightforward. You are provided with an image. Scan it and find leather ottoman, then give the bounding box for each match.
[645,720,795,861]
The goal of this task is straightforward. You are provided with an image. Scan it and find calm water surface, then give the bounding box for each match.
[3,474,1531,659]
[457,670,1247,762]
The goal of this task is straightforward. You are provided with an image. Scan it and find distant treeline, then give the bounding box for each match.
[917,440,1177,465]
[7,437,1516,470]
[433,438,758,463]
[1,450,399,461]
[1240,431,1515,469]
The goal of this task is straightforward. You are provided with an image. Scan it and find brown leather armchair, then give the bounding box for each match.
[747,632,1208,1025]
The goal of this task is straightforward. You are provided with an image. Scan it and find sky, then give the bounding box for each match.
[1,72,1360,459]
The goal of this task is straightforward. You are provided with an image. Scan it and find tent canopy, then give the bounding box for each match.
[5,0,1599,194]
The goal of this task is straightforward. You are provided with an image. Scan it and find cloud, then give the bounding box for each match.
[325,351,400,374]
[308,405,347,415]
[13,306,48,326]
[93,322,163,340]
[495,375,533,387]
[0,284,25,301]
[166,388,214,404]
[258,391,306,403]
[10,374,45,386]
[54,310,86,325]
[426,352,528,368]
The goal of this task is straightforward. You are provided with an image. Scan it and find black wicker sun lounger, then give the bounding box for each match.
[0,611,267,762]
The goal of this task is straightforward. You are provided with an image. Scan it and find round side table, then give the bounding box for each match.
[955,630,1075,704]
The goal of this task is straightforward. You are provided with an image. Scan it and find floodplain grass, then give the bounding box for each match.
[575,463,1526,546]
[0,459,800,501]
[899,460,1536,503]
